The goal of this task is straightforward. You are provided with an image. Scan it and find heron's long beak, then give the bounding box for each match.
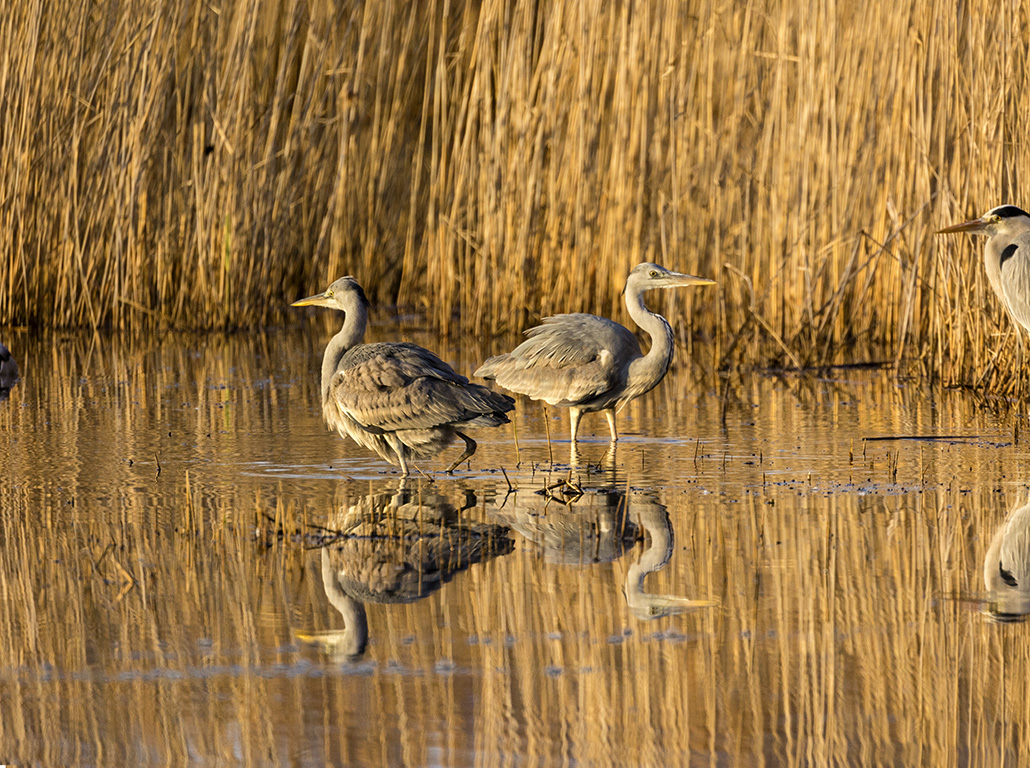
[937,217,989,234]
[291,292,332,308]
[664,272,716,287]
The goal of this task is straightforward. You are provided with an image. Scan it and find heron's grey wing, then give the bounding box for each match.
[999,232,1030,332]
[332,343,512,432]
[475,314,641,406]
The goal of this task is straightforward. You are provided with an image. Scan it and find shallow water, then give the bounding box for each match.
[2,326,1030,766]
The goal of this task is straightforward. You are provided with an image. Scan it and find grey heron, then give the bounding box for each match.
[292,276,515,475]
[475,262,714,444]
[937,205,1030,332]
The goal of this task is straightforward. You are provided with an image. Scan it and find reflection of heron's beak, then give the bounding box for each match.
[291,292,333,308]
[626,595,719,620]
[936,217,989,234]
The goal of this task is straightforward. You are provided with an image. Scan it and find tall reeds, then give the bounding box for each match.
[1,0,1028,385]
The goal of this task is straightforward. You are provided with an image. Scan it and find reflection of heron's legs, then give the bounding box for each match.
[384,434,410,476]
[604,410,618,442]
[600,441,618,469]
[446,431,477,473]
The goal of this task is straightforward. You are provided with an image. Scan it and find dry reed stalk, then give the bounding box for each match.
[3,1,1030,391]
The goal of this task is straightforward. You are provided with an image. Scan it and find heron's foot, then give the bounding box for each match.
[446,432,478,473]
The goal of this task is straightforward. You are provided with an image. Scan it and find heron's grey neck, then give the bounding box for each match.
[984,235,1008,307]
[624,287,675,396]
[321,307,367,397]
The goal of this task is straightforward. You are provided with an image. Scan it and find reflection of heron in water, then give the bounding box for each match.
[984,493,1030,622]
[0,342,19,401]
[491,481,715,618]
[624,495,716,619]
[299,483,514,660]
[292,276,514,475]
[310,548,370,661]
[476,263,714,454]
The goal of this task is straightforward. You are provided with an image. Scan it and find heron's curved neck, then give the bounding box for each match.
[625,288,674,395]
[321,307,367,397]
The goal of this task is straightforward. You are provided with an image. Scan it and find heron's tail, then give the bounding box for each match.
[453,383,514,427]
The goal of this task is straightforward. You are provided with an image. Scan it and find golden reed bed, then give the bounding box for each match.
[1,1,1026,389]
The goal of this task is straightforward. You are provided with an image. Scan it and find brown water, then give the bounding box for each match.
[1,326,1030,766]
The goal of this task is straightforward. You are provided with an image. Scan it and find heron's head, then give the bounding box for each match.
[624,262,716,294]
[291,276,370,313]
[937,205,1030,238]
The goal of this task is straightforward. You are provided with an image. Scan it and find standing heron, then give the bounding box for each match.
[475,262,714,444]
[937,205,1030,332]
[292,276,514,475]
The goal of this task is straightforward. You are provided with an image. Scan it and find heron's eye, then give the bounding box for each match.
[326,291,334,299]
[649,270,659,277]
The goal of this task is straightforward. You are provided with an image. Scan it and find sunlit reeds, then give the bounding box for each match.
[1,0,1028,389]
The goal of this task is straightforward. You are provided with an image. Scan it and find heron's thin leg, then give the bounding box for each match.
[445,431,477,474]
[569,408,582,444]
[603,409,618,442]
[385,434,410,476]
[543,406,553,464]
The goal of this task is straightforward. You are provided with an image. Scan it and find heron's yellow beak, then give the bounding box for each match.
[667,273,717,287]
[937,217,989,234]
[291,292,331,308]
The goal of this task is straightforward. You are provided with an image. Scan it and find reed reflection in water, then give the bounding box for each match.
[0,329,1030,764]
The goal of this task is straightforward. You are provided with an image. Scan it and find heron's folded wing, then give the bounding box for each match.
[1000,238,1030,332]
[476,314,638,405]
[332,343,511,432]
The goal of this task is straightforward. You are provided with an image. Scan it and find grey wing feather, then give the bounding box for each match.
[1000,234,1030,332]
[475,314,641,406]
[332,343,513,432]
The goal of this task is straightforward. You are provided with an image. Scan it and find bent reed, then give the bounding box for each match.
[1,1,1027,389]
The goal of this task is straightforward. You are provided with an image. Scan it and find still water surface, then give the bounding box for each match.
[1,326,1029,766]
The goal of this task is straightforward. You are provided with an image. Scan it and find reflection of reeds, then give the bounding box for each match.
[4,332,1030,763]
[3,474,1030,764]
[2,2,1029,387]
